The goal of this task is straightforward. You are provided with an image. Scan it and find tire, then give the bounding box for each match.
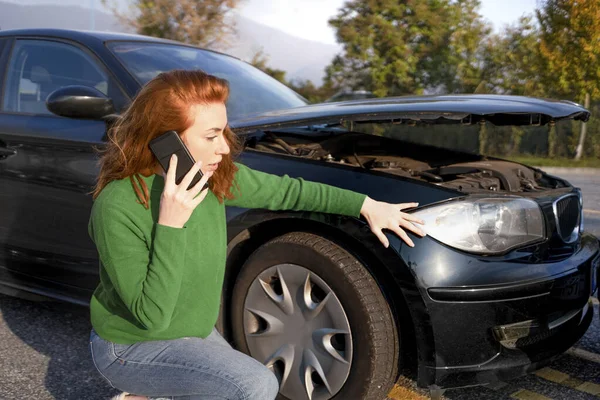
[230,232,398,400]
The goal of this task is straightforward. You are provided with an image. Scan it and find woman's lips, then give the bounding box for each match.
[207,162,219,171]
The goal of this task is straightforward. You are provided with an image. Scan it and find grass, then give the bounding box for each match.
[501,155,600,168]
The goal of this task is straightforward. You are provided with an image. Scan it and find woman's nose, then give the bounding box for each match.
[218,136,230,155]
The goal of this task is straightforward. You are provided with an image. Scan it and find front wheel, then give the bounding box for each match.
[230,232,398,400]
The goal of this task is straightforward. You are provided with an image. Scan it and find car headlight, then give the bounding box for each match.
[413,198,545,254]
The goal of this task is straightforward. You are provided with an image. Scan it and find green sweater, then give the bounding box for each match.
[88,162,366,344]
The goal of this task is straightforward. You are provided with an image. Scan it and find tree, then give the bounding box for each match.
[537,0,600,159]
[429,0,492,93]
[325,0,492,97]
[248,48,335,103]
[102,0,242,49]
[475,17,546,96]
[288,79,337,103]
[249,48,288,84]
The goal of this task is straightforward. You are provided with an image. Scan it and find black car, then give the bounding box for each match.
[0,29,598,400]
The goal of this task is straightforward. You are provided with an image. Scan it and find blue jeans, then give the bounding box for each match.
[89,328,279,400]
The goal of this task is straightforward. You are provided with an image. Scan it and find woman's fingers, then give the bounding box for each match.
[189,170,213,197]
[179,161,203,191]
[363,200,425,248]
[400,211,425,225]
[370,227,389,248]
[397,202,419,211]
[390,225,415,247]
[192,187,210,207]
[165,154,178,190]
[400,219,426,237]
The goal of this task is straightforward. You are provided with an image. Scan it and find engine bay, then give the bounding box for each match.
[245,129,568,193]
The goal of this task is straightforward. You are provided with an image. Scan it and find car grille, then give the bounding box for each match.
[553,193,581,243]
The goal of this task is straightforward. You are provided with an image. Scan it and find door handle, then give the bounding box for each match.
[0,147,16,159]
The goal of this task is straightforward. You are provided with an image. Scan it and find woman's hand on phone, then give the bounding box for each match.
[158,154,213,229]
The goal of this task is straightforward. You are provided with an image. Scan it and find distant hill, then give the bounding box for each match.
[0,1,124,32]
[0,1,340,84]
[226,15,341,85]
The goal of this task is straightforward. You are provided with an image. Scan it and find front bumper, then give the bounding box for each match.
[413,233,599,390]
[429,298,594,389]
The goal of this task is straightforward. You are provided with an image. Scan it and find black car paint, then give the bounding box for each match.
[231,94,590,134]
[46,85,116,120]
[0,29,597,393]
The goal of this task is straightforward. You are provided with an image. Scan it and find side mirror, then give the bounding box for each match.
[46,85,116,120]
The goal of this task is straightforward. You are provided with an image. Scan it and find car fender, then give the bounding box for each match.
[218,207,437,385]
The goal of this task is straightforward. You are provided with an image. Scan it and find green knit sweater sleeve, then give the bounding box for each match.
[88,191,188,332]
[224,162,367,217]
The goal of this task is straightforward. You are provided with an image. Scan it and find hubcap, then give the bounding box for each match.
[243,263,353,400]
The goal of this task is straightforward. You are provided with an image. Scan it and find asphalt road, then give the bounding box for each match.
[0,169,598,400]
[547,168,600,238]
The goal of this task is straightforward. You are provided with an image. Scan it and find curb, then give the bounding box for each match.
[566,347,600,364]
[534,167,600,175]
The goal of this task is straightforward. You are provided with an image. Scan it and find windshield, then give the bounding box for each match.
[107,41,307,118]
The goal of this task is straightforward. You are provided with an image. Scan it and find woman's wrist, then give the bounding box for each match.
[360,196,375,217]
[157,220,185,229]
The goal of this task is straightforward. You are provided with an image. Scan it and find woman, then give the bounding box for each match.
[88,69,425,400]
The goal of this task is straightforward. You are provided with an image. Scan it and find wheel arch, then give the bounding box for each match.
[219,211,429,380]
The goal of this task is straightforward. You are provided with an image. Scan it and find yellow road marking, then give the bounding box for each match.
[575,381,600,396]
[561,377,585,389]
[533,366,600,397]
[510,389,552,400]
[533,367,569,384]
[583,209,600,216]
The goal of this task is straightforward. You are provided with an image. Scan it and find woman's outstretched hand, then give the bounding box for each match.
[360,197,426,248]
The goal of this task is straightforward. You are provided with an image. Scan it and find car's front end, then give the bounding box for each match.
[231,94,598,394]
[406,187,598,390]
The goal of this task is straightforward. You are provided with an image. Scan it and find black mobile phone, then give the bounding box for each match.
[149,130,205,190]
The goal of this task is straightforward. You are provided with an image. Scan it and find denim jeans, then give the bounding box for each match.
[89,328,279,400]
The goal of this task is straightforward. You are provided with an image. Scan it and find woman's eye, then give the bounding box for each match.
[207,136,217,141]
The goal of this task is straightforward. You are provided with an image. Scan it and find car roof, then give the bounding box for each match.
[0,28,240,60]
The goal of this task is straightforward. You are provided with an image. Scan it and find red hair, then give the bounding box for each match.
[91,70,242,207]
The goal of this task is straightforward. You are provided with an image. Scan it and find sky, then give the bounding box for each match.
[4,0,540,46]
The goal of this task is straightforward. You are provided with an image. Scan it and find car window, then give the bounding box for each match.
[2,39,127,115]
[107,42,307,119]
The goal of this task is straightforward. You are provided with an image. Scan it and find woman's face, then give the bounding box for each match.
[180,102,231,174]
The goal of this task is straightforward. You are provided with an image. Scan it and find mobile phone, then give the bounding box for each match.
[149,130,205,190]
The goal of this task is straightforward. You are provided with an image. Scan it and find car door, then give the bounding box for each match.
[0,37,129,303]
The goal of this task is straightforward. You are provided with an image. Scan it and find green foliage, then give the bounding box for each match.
[435,0,492,93]
[536,0,600,159]
[479,17,547,96]
[287,79,337,104]
[505,155,600,167]
[325,0,492,96]
[537,0,600,100]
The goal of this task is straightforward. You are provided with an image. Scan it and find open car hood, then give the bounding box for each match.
[230,94,590,134]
